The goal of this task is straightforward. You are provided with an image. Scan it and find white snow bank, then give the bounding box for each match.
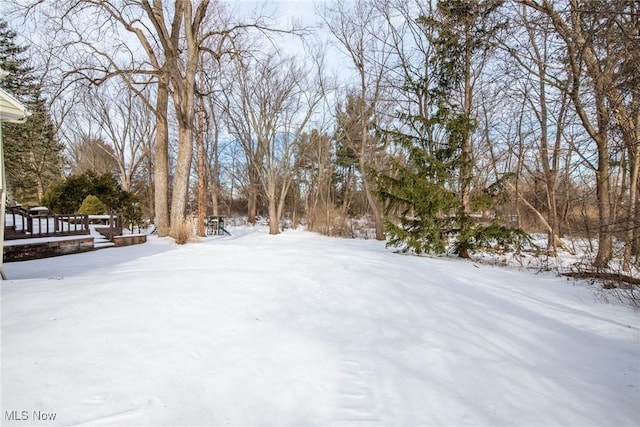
[2,227,639,426]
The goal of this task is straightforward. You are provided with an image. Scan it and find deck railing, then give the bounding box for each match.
[4,206,90,239]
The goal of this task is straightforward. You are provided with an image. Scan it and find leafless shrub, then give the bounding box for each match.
[170,219,194,245]
[307,207,359,238]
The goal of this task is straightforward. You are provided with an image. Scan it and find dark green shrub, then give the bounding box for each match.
[42,171,141,226]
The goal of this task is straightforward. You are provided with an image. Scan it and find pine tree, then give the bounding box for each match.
[374,0,528,257]
[334,94,364,212]
[376,124,460,254]
[0,21,35,97]
[0,20,64,205]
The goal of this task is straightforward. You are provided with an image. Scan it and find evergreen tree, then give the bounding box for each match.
[0,20,64,205]
[43,171,141,226]
[0,21,35,97]
[375,124,461,254]
[333,94,363,211]
[77,195,108,215]
[375,0,528,256]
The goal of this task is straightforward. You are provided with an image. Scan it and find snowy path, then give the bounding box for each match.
[2,227,639,426]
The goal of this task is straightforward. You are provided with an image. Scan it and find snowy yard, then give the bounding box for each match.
[2,226,639,426]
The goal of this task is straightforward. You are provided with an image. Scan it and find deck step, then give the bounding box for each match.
[94,241,116,249]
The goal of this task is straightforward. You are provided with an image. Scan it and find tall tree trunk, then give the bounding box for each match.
[228,157,235,218]
[457,18,474,259]
[623,147,639,271]
[593,89,613,268]
[341,166,353,235]
[170,123,194,230]
[276,179,292,233]
[359,80,384,241]
[145,146,155,227]
[154,77,170,237]
[248,140,265,224]
[211,179,220,217]
[361,173,385,240]
[267,179,278,234]
[196,101,207,237]
[210,124,220,217]
[535,60,565,256]
[611,64,640,271]
[247,178,258,224]
[168,0,208,236]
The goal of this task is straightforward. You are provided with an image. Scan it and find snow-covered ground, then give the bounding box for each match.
[2,226,639,426]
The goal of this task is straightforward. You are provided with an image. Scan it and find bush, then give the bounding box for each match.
[77,195,107,215]
[42,171,141,226]
[170,219,194,245]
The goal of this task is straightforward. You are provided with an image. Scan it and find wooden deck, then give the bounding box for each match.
[4,206,90,240]
[3,207,147,262]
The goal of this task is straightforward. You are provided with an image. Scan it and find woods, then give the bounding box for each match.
[0,0,638,270]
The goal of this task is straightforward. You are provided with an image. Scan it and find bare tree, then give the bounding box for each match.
[13,0,224,238]
[25,0,181,236]
[195,85,208,237]
[298,128,335,234]
[517,0,639,269]
[66,135,119,177]
[79,83,153,192]
[194,19,235,234]
[321,0,392,240]
[219,43,262,224]
[223,49,324,234]
[499,3,577,255]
